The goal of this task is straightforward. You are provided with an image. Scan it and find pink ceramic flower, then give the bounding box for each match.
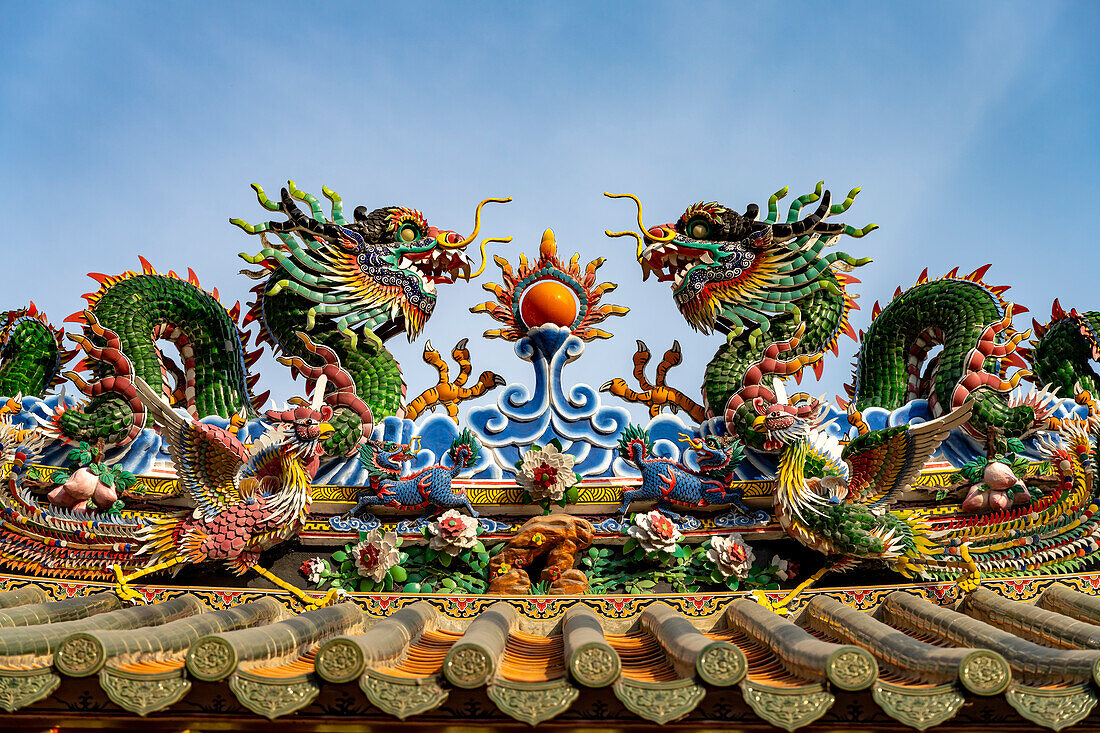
[517,444,578,502]
[707,535,755,579]
[627,510,683,554]
[427,509,479,556]
[300,557,328,584]
[350,530,400,582]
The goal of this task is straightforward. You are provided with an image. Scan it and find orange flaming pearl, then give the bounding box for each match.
[520,279,578,329]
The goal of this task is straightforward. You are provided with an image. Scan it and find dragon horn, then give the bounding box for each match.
[311,374,328,411]
[773,377,789,405]
[772,190,832,239]
[677,432,704,449]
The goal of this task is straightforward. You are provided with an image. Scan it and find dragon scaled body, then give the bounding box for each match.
[1,320,338,606]
[847,267,1053,438]
[0,184,502,457]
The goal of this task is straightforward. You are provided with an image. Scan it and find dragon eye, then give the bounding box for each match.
[398,224,421,242]
[687,219,710,239]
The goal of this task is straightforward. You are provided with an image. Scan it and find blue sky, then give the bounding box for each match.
[2,2,1097,419]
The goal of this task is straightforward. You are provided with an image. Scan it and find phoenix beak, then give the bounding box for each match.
[318,423,335,440]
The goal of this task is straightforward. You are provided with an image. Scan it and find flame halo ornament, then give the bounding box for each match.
[473,229,628,341]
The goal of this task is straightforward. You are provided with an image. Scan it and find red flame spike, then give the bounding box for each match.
[812,359,825,380]
[917,268,929,284]
[968,264,992,282]
[138,256,156,275]
[211,287,220,301]
[1052,299,1066,320]
[945,267,960,279]
[836,397,849,409]
[871,302,882,320]
[893,286,902,299]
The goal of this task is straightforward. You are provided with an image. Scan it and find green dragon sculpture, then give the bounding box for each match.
[844,267,1054,438]
[1021,300,1100,398]
[605,183,873,446]
[11,183,505,456]
[606,183,1064,441]
[0,304,72,400]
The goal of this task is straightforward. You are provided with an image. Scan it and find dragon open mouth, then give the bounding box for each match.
[639,241,714,289]
[400,249,474,288]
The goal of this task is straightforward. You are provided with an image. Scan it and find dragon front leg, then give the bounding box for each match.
[602,341,706,421]
[452,338,473,388]
[404,340,504,422]
[404,387,441,421]
[633,340,655,391]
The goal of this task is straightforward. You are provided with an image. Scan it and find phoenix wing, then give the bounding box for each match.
[842,402,973,507]
[132,376,250,519]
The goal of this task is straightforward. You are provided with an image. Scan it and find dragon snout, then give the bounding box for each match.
[647,224,676,240]
[430,228,463,246]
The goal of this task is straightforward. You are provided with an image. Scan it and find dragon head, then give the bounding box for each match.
[236,184,509,345]
[680,433,745,476]
[605,185,874,337]
[358,438,418,477]
[749,380,825,451]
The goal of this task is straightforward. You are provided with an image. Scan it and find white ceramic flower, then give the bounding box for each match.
[627,510,682,554]
[428,509,479,556]
[517,443,579,502]
[770,556,799,581]
[707,534,755,579]
[350,530,400,582]
[300,557,328,584]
